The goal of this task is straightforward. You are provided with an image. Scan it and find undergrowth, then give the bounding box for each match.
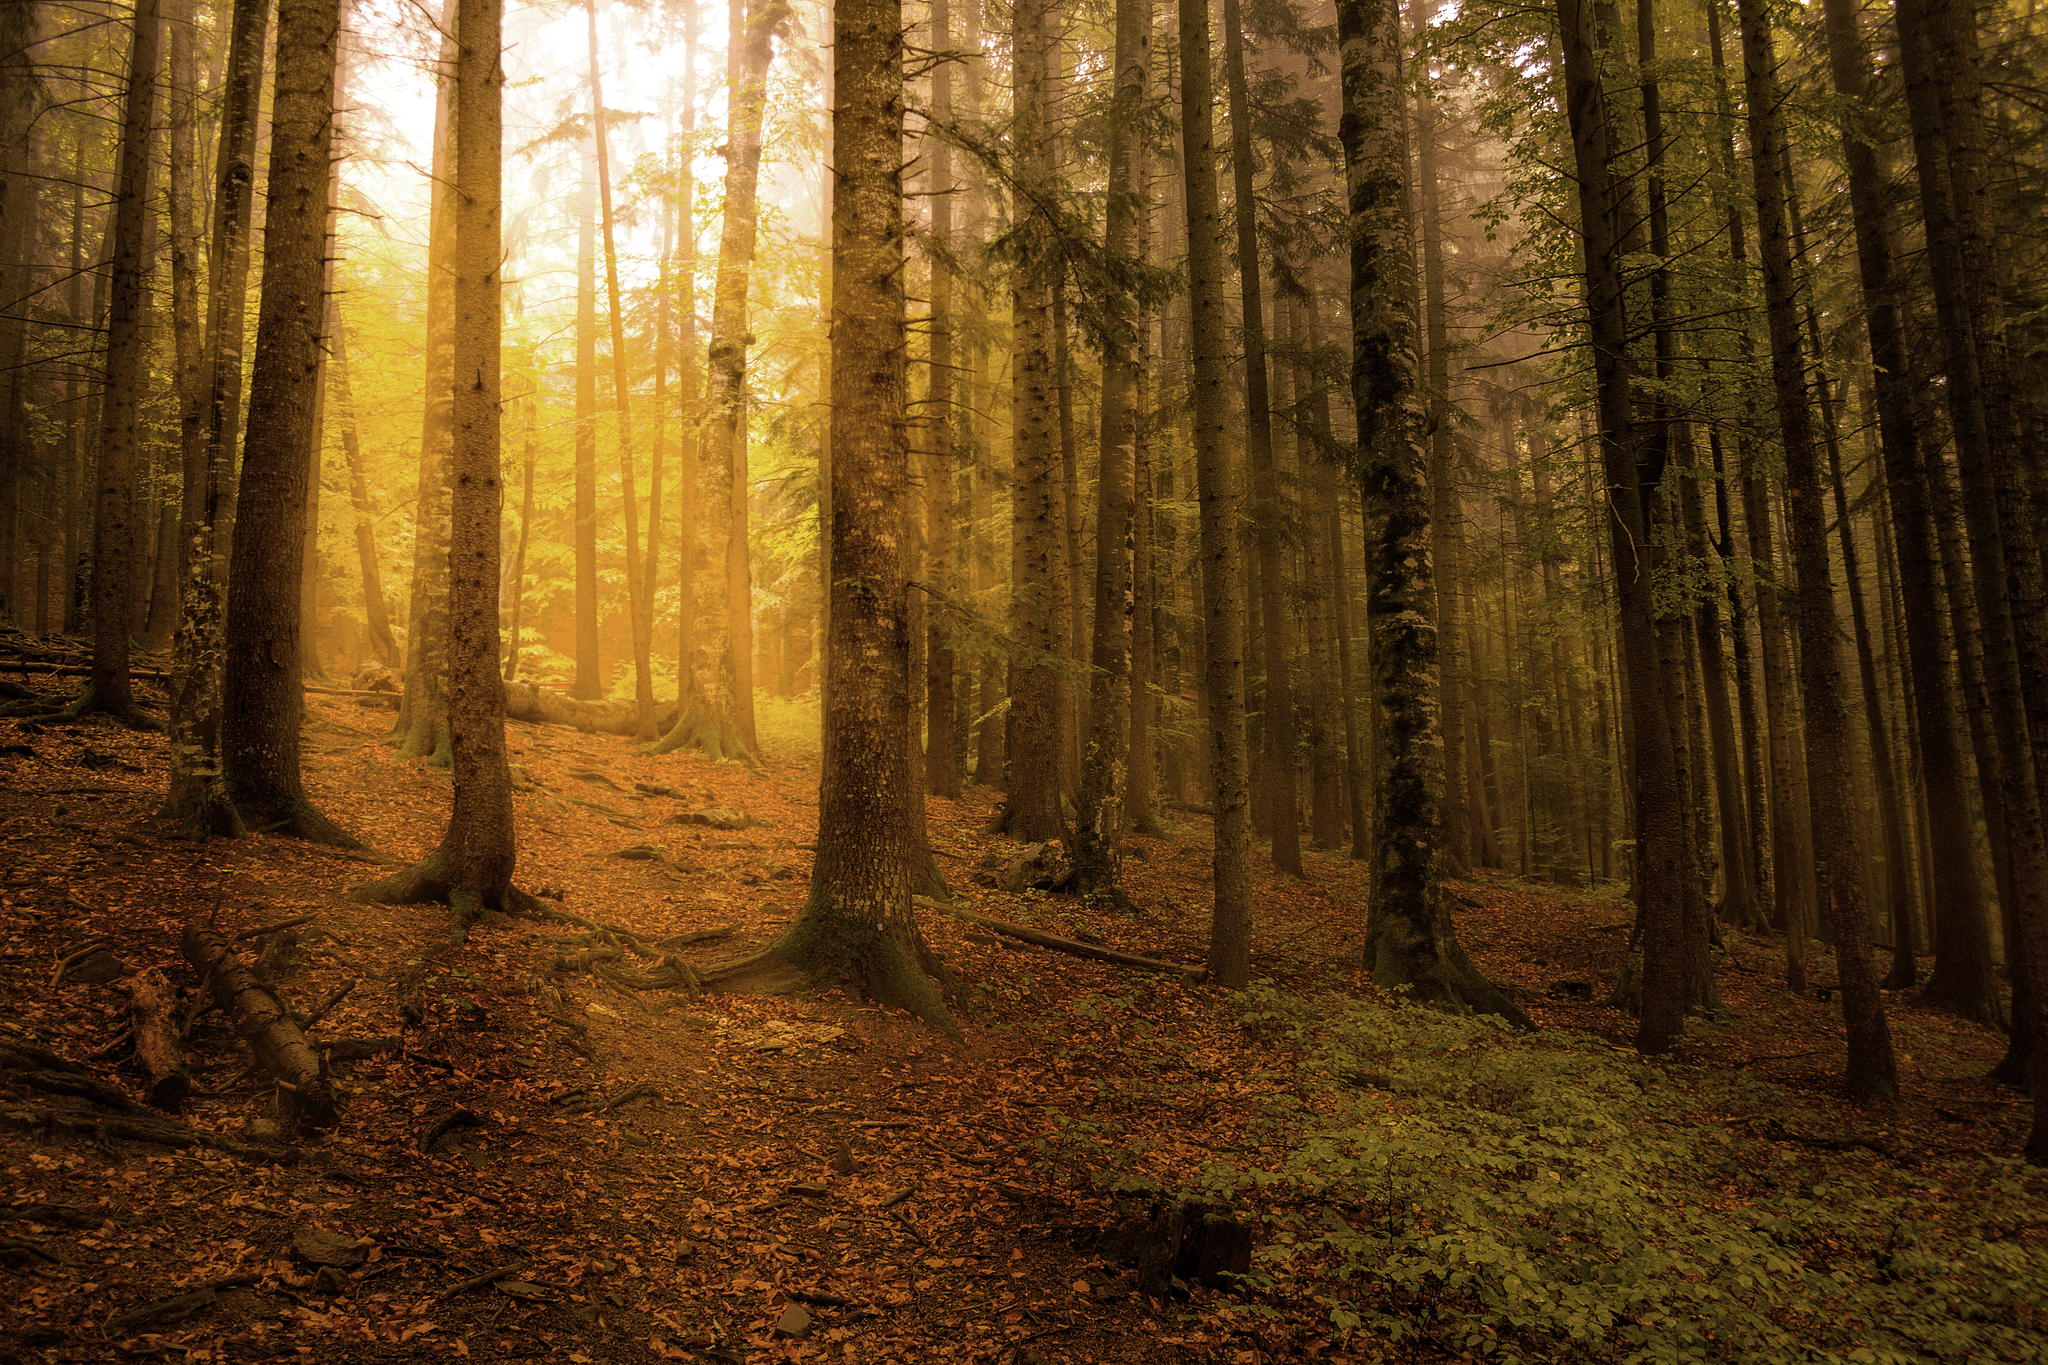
[1056,985,2048,1364]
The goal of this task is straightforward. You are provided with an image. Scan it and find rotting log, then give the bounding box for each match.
[504,681,675,737]
[180,922,337,1130]
[122,968,192,1110]
[919,899,1207,979]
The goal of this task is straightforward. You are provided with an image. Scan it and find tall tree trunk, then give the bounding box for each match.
[1068,0,1149,905]
[1816,0,1998,1023]
[1704,0,1814,981]
[1735,0,1897,1101]
[1895,0,2048,1144]
[330,303,399,667]
[164,0,268,835]
[923,0,961,800]
[149,0,204,654]
[707,0,951,1026]
[1340,0,1522,1022]
[394,5,457,761]
[1553,0,1683,1049]
[355,0,514,916]
[221,0,358,846]
[78,0,162,727]
[572,161,601,700]
[1220,0,1302,877]
[658,0,785,761]
[1177,0,1254,985]
[584,0,656,738]
[995,0,1068,841]
[0,3,37,626]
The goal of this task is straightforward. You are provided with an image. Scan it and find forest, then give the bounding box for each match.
[0,0,2045,1357]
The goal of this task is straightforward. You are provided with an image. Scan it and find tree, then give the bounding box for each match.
[1067,0,1150,906]
[72,0,162,729]
[394,4,458,762]
[993,0,1069,843]
[1815,0,1996,1022]
[1221,0,1302,878]
[221,0,358,845]
[656,0,787,761]
[584,0,655,739]
[353,0,516,918]
[1340,0,1521,1024]
[1734,0,1896,1100]
[707,0,951,1026]
[1177,0,1254,986]
[164,0,271,838]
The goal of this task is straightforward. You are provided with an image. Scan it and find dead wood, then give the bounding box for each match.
[180,923,338,1130]
[120,968,192,1110]
[504,681,670,737]
[0,1104,287,1162]
[920,901,1206,979]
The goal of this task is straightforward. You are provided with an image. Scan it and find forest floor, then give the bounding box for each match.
[0,675,2043,1364]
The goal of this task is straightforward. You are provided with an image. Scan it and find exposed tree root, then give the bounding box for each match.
[348,851,546,931]
[233,792,369,851]
[38,684,162,732]
[925,899,1200,978]
[1368,916,1534,1031]
[649,705,763,771]
[701,911,958,1036]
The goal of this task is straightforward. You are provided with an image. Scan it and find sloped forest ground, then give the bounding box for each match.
[0,672,2043,1364]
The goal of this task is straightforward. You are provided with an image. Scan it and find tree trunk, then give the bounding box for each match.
[394,5,457,762]
[923,0,961,800]
[584,0,655,739]
[1553,0,1683,1049]
[708,0,951,1027]
[1177,0,1255,986]
[995,0,1068,842]
[1220,0,1302,878]
[222,0,358,846]
[164,0,268,837]
[1068,0,1148,906]
[1337,0,1521,1021]
[658,0,785,761]
[1816,0,1998,1023]
[79,0,163,727]
[1735,0,1897,1101]
[353,0,515,918]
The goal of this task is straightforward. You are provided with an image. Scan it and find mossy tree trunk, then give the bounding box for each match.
[1341,0,1523,1026]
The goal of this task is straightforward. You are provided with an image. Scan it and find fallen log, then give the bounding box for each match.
[121,968,192,1110]
[180,923,338,1130]
[919,900,1207,980]
[504,681,670,738]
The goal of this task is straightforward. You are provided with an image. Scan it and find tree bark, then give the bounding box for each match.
[163,0,268,837]
[657,0,785,762]
[353,0,515,918]
[222,0,358,845]
[78,0,163,727]
[1178,0,1256,987]
[708,0,951,1027]
[1735,0,1897,1101]
[1068,0,1149,906]
[584,0,655,739]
